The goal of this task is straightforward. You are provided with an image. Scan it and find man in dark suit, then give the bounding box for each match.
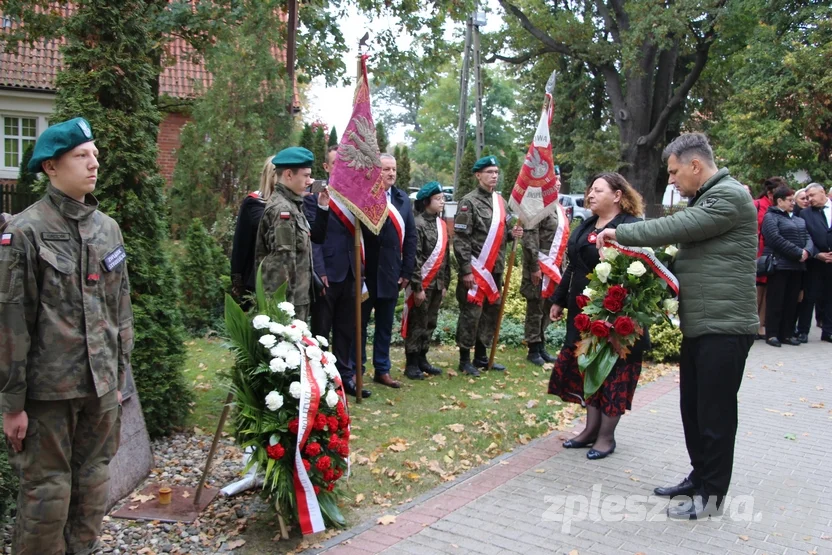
[797,183,832,342]
[305,146,371,398]
[357,153,417,388]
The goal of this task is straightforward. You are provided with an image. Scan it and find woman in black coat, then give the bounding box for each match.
[761,185,813,347]
[547,172,646,460]
[231,157,276,307]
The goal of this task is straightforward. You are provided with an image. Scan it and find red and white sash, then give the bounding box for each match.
[387,200,405,256]
[329,196,368,299]
[537,202,570,297]
[401,218,447,338]
[468,192,506,305]
[292,342,324,535]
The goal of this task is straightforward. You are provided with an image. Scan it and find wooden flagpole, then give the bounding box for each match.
[353,54,364,403]
[488,235,519,370]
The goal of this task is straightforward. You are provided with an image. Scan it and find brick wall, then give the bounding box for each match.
[157,112,191,186]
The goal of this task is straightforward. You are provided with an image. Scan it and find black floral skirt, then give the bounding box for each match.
[547,346,642,417]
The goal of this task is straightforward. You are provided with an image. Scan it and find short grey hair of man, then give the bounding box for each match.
[379,153,396,163]
[806,182,826,194]
[662,132,716,166]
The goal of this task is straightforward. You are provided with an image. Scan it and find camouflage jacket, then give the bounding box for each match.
[453,185,511,277]
[254,184,328,305]
[0,185,134,414]
[410,212,451,292]
[520,211,559,299]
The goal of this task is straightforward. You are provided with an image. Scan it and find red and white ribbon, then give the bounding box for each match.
[538,202,570,297]
[605,240,680,296]
[387,201,405,256]
[401,218,447,338]
[292,342,325,535]
[329,196,369,299]
[468,192,506,305]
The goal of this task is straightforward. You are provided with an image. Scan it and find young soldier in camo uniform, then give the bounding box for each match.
[254,147,329,321]
[1,117,133,555]
[521,211,560,365]
[453,156,524,376]
[402,182,450,380]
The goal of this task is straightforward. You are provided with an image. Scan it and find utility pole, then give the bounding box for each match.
[452,10,487,192]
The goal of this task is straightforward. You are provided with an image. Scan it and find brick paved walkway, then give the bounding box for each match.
[314,329,832,555]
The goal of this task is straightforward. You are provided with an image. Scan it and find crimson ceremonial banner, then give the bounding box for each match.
[509,71,560,228]
[328,55,388,234]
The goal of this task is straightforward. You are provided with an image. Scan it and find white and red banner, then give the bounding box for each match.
[537,202,570,297]
[605,240,680,296]
[401,218,447,338]
[292,344,325,535]
[468,192,506,305]
[509,71,560,228]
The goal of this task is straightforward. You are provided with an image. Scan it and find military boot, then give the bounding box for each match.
[418,350,442,375]
[404,353,425,380]
[526,342,546,366]
[539,343,557,363]
[473,341,505,371]
[458,348,481,377]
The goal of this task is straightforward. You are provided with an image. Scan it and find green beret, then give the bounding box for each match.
[416,181,443,201]
[28,117,94,173]
[472,155,499,173]
[272,147,314,168]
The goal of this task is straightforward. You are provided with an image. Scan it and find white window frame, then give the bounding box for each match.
[2,114,39,171]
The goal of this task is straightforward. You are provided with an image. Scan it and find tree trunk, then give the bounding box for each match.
[619,131,663,217]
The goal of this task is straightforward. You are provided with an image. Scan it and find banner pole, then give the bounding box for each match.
[488,236,518,370]
[353,53,364,403]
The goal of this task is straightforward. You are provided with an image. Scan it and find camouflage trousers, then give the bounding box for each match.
[455,274,501,350]
[525,296,555,344]
[9,390,121,555]
[404,288,443,354]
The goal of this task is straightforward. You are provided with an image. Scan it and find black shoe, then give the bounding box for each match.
[459,361,481,377]
[404,353,424,380]
[562,437,595,449]
[587,440,616,460]
[765,337,782,347]
[667,495,724,520]
[526,348,546,366]
[473,357,506,371]
[653,478,697,498]
[821,334,832,343]
[796,333,809,343]
[784,337,801,346]
[755,333,766,340]
[343,381,371,399]
[418,351,442,375]
[539,346,557,363]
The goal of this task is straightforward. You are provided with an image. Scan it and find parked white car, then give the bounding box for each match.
[559,194,592,223]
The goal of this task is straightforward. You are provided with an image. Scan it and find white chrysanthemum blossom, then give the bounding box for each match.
[315,335,329,348]
[665,245,679,257]
[663,298,679,315]
[252,315,271,329]
[269,357,287,373]
[627,261,647,277]
[269,322,286,335]
[258,334,277,349]
[306,345,323,361]
[583,287,597,299]
[595,262,612,283]
[301,327,313,338]
[265,391,284,411]
[289,381,302,399]
[284,349,302,369]
[311,362,327,392]
[284,327,303,342]
[601,247,619,261]
[325,388,339,408]
[270,341,295,359]
[278,302,295,317]
[322,351,337,367]
[290,319,308,330]
[323,363,339,380]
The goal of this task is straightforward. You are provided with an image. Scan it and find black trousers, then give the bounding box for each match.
[764,270,802,340]
[679,334,753,497]
[310,277,356,381]
[797,265,832,336]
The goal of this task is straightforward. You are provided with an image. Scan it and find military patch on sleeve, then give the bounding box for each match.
[102,245,127,272]
[460,205,469,212]
[279,212,292,220]
[699,197,718,209]
[42,232,70,241]
[454,223,469,231]
[1,233,11,247]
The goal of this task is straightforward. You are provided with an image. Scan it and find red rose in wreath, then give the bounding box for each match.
[574,313,592,332]
[602,296,624,313]
[613,316,636,336]
[590,320,611,338]
[288,418,299,435]
[316,456,332,472]
[576,295,590,309]
[266,443,285,460]
[607,285,628,302]
[304,442,322,457]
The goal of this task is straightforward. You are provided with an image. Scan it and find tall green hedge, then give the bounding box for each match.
[178,219,230,333]
[51,0,191,437]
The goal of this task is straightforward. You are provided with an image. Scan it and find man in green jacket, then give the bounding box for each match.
[596,133,758,520]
